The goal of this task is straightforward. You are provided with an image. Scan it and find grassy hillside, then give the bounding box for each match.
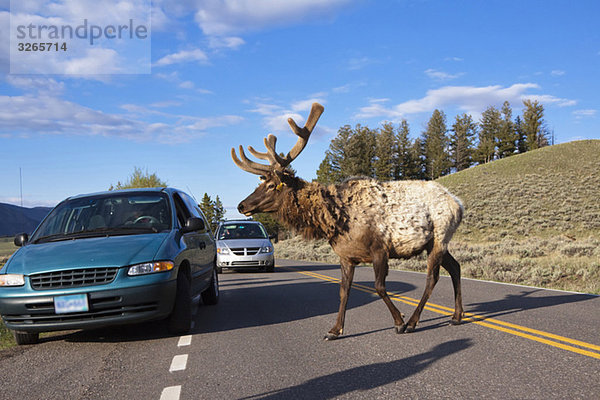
[276,140,600,294]
[438,139,600,239]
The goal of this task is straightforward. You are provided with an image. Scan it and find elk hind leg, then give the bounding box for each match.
[442,251,463,325]
[372,251,405,333]
[325,259,356,340]
[401,243,443,333]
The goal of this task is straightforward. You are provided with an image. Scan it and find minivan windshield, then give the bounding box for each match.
[217,223,268,240]
[30,192,172,244]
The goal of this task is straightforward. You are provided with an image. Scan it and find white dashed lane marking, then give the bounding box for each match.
[160,385,182,400]
[178,335,192,347]
[161,334,192,398]
[169,354,189,372]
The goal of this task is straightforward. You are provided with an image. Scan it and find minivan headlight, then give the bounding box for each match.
[128,261,174,276]
[0,274,25,287]
[217,247,230,255]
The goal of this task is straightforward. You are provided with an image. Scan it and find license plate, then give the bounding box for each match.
[54,294,89,314]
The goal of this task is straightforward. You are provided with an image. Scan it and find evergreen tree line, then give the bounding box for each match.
[316,99,550,183]
[198,193,225,233]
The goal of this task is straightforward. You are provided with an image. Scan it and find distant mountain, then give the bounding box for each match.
[0,203,53,237]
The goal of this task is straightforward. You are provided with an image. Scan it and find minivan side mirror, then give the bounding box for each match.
[14,233,29,247]
[181,217,205,233]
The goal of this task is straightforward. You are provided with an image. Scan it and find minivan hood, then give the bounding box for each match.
[217,238,270,249]
[3,233,170,275]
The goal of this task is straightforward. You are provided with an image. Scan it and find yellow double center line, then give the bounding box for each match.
[281,266,600,360]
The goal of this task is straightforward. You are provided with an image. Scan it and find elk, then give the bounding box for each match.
[232,103,464,340]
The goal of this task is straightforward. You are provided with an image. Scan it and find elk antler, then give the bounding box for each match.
[231,102,324,175]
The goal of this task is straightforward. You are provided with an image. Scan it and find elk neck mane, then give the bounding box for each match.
[276,177,349,242]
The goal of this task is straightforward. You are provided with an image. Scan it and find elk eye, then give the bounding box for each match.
[267,183,276,190]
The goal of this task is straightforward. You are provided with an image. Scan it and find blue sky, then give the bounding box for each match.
[1,0,599,219]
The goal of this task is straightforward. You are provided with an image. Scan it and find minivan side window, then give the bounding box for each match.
[173,193,192,228]
[181,193,211,234]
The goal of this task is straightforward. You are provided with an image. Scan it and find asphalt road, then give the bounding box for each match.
[0,258,598,399]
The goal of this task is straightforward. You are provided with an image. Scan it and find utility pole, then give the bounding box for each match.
[20,167,23,208]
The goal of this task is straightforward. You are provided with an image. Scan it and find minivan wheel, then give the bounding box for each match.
[13,331,39,345]
[168,270,192,334]
[201,268,219,305]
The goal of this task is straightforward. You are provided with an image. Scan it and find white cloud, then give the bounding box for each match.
[347,56,376,71]
[0,94,243,143]
[61,48,122,75]
[208,36,245,49]
[193,0,351,36]
[573,109,597,119]
[551,70,566,76]
[356,83,577,119]
[5,76,65,94]
[154,48,208,66]
[424,68,463,81]
[444,56,464,62]
[178,80,195,89]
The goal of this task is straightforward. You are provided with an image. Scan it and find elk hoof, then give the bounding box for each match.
[450,319,461,326]
[323,333,339,341]
[394,325,403,334]
[400,324,415,334]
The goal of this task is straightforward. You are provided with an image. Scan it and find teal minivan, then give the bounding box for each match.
[0,188,219,345]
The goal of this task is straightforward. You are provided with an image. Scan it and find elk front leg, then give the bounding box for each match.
[325,259,355,340]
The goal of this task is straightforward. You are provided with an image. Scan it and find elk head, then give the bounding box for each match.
[232,103,324,216]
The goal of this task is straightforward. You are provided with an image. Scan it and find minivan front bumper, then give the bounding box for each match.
[0,279,176,333]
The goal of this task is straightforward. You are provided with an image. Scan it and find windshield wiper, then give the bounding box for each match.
[33,226,159,243]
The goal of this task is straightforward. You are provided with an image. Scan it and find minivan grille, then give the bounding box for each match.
[30,268,119,290]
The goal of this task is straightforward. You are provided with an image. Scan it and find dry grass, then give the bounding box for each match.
[275,140,600,295]
[0,237,17,269]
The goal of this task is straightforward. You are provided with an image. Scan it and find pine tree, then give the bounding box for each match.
[199,193,215,231]
[213,196,225,229]
[315,154,337,185]
[522,99,547,150]
[476,106,501,164]
[395,119,416,179]
[374,123,397,181]
[344,124,377,177]
[497,101,517,158]
[422,109,451,180]
[450,113,476,171]
[514,115,527,153]
[315,125,352,184]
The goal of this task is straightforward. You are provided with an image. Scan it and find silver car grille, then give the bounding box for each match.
[230,247,260,256]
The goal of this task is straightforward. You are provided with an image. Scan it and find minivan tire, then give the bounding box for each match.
[201,267,219,305]
[13,331,39,345]
[168,270,192,334]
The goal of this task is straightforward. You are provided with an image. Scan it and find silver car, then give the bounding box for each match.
[215,220,274,273]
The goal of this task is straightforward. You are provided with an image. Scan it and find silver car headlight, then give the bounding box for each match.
[259,246,273,254]
[128,261,174,276]
[0,274,25,287]
[217,247,230,255]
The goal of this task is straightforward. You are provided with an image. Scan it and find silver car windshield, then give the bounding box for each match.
[217,223,267,240]
[31,193,172,244]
